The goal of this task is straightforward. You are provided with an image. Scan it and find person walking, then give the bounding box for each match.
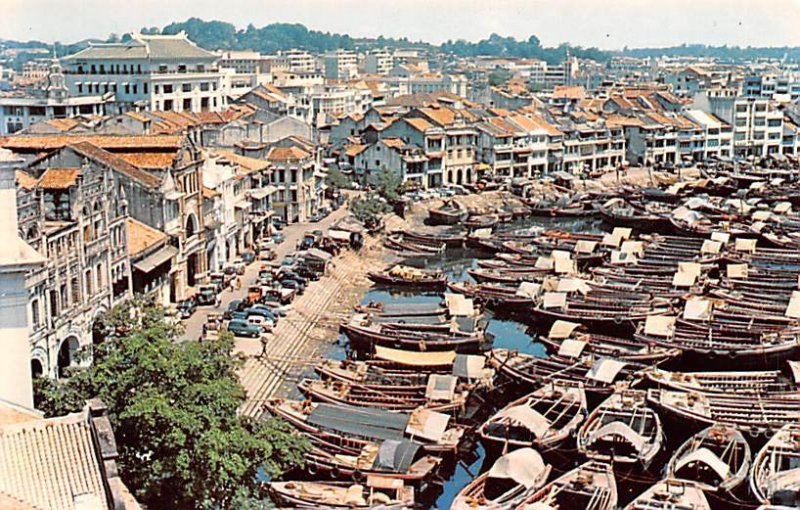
[259,334,269,359]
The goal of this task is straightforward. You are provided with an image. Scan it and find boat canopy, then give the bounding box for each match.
[589,422,650,453]
[487,448,548,489]
[675,447,731,480]
[373,440,421,472]
[498,405,551,438]
[374,345,456,366]
[549,320,582,340]
[588,359,628,384]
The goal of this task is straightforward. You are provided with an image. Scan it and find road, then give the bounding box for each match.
[182,205,350,340]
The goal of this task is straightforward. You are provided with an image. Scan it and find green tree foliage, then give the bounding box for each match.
[33,297,308,510]
[441,33,608,64]
[349,193,389,226]
[325,167,353,190]
[374,167,403,201]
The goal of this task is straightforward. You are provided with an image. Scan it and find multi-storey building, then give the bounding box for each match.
[0,60,114,135]
[63,32,226,113]
[694,88,784,157]
[324,50,358,80]
[477,115,549,179]
[276,49,317,73]
[364,49,394,75]
[14,144,130,379]
[352,138,428,187]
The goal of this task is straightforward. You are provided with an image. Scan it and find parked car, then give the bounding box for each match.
[227,319,262,338]
[176,297,197,319]
[293,264,322,281]
[246,314,274,332]
[196,285,220,306]
[271,232,286,244]
[261,300,292,316]
[258,248,276,262]
[224,299,245,320]
[209,272,232,292]
[246,306,278,322]
[231,259,247,275]
[280,279,303,294]
[271,217,286,230]
[241,251,256,264]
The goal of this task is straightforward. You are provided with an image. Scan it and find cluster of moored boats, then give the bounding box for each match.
[268,167,800,509]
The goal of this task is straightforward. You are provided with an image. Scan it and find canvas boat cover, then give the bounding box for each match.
[406,408,451,443]
[602,233,623,248]
[445,293,475,317]
[611,251,637,265]
[498,405,551,438]
[588,422,649,453]
[516,281,542,299]
[542,292,567,309]
[549,320,582,340]
[775,202,793,214]
[673,271,697,288]
[612,227,632,241]
[551,250,572,261]
[734,238,757,253]
[710,231,730,244]
[644,316,676,337]
[684,298,712,320]
[535,257,555,270]
[678,262,701,277]
[788,361,800,383]
[487,448,547,489]
[425,374,457,402]
[373,440,421,472]
[453,354,486,379]
[374,302,444,316]
[727,264,748,279]
[786,291,800,319]
[554,258,577,275]
[558,338,588,358]
[587,359,627,384]
[675,447,730,480]
[701,240,722,255]
[556,278,591,295]
[575,240,598,254]
[621,241,644,257]
[373,345,456,367]
[308,404,411,442]
[752,210,772,221]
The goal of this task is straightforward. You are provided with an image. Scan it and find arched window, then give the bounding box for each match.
[186,213,198,237]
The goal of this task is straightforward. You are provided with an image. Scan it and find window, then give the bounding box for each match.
[375,159,380,166]
[154,84,160,94]
[163,84,173,94]
[132,84,138,94]
[77,83,83,93]
[31,299,40,327]
[85,270,92,298]
[49,290,59,318]
[182,83,192,92]
[178,64,187,73]
[183,98,191,111]
[143,83,148,94]
[96,263,103,290]
[200,82,210,91]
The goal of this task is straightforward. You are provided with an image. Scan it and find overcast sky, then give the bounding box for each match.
[2,0,799,49]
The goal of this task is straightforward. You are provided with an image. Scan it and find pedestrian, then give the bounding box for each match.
[235,277,242,291]
[259,334,269,359]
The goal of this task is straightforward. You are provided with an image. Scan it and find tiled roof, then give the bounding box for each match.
[202,186,221,199]
[214,151,269,173]
[2,135,183,151]
[124,112,151,123]
[43,118,81,132]
[552,85,585,100]
[66,33,216,61]
[37,168,80,189]
[117,152,175,169]
[267,146,311,162]
[68,142,162,189]
[382,138,406,149]
[0,410,107,510]
[344,144,368,157]
[405,117,434,132]
[15,171,37,191]
[126,217,167,256]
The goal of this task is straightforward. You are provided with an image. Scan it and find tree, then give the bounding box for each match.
[349,193,389,226]
[34,297,308,510]
[374,166,402,201]
[325,167,352,190]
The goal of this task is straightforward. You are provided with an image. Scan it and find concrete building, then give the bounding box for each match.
[694,88,784,157]
[324,50,358,80]
[63,32,226,113]
[0,148,44,408]
[364,49,394,75]
[352,138,428,187]
[0,60,114,135]
[276,49,317,73]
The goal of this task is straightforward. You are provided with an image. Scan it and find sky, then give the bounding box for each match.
[1,0,799,49]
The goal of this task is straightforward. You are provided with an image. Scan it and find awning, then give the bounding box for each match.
[164,189,183,201]
[133,245,177,273]
[235,200,252,210]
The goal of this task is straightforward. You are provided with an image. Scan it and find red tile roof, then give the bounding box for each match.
[37,168,80,189]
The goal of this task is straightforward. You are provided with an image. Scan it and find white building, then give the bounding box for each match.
[0,60,114,135]
[63,32,226,113]
[694,88,784,157]
[364,50,394,75]
[324,50,358,80]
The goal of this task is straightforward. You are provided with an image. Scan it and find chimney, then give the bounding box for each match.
[0,149,45,409]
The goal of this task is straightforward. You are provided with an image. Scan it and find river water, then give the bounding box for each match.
[320,216,608,508]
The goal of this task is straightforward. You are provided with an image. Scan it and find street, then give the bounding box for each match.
[182,205,351,340]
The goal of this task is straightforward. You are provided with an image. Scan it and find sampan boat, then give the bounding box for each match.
[623,479,710,510]
[518,460,617,510]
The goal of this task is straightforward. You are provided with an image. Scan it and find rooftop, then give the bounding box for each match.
[37,168,80,190]
[126,217,167,256]
[65,32,217,61]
